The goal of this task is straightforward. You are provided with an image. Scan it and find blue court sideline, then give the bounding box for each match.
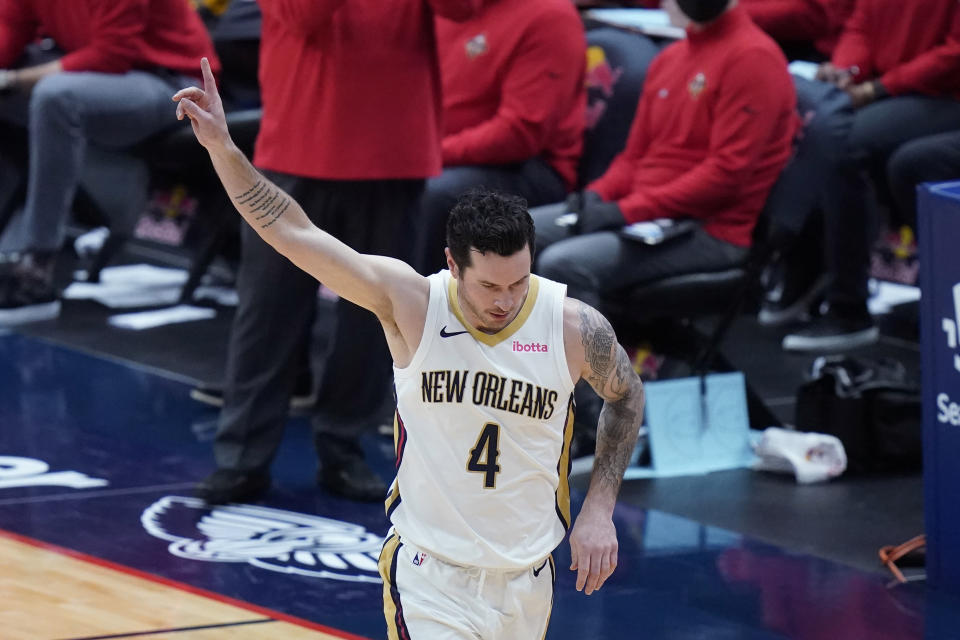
[1,333,957,639]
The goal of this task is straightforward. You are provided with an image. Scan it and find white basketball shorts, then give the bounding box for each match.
[379,532,555,639]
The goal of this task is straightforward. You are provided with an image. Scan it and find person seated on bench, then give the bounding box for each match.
[779,0,960,352]
[0,0,219,324]
[532,0,796,310]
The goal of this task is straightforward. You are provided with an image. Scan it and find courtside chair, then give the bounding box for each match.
[77,108,260,303]
[599,169,803,431]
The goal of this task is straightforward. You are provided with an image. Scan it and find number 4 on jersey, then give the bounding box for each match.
[467,422,501,489]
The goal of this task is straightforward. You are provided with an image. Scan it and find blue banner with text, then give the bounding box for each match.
[918,182,960,594]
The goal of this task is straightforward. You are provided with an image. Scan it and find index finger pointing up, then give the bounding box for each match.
[201,57,216,95]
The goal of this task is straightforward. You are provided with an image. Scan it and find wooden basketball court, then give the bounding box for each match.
[0,532,357,640]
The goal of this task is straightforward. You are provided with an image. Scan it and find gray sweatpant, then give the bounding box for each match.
[0,68,193,253]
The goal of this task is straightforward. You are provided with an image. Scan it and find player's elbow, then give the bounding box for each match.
[264,224,309,261]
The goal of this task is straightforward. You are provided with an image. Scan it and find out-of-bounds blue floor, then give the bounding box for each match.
[1,333,957,639]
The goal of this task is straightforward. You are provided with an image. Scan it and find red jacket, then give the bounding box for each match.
[0,0,219,78]
[832,0,960,97]
[437,0,586,189]
[742,0,854,56]
[588,6,797,247]
[254,0,480,181]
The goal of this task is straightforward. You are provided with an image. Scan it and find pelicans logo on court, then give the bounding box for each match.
[0,456,109,490]
[141,496,384,583]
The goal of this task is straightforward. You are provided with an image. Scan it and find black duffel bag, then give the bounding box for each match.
[795,356,922,473]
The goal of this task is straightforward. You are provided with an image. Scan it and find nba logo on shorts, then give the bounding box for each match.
[412,552,427,566]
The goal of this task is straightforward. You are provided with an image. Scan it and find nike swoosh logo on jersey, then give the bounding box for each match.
[440,326,469,338]
[533,559,549,577]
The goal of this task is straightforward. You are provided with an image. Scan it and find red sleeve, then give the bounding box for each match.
[585,57,658,201]
[442,12,584,166]
[831,1,873,81]
[426,0,482,22]
[880,8,960,96]
[59,0,147,73]
[258,0,349,36]
[616,50,792,223]
[0,1,37,69]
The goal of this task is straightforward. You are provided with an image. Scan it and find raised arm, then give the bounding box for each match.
[173,58,428,365]
[563,298,645,595]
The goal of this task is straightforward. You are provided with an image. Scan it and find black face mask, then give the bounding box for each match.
[676,0,729,23]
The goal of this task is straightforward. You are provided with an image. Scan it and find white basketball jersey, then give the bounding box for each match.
[388,270,577,570]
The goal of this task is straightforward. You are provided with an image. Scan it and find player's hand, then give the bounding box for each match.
[568,504,618,595]
[172,57,232,153]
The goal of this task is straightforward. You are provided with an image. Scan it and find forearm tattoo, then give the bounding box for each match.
[578,301,645,493]
[233,180,291,229]
[594,375,643,493]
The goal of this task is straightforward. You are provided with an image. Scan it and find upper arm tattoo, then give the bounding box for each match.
[578,301,627,401]
[233,179,292,229]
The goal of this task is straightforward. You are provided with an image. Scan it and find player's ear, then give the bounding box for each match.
[445,248,460,278]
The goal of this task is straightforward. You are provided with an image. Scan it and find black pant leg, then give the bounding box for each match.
[821,164,874,310]
[313,179,424,439]
[822,96,960,310]
[213,171,326,472]
[887,130,960,228]
[767,78,853,238]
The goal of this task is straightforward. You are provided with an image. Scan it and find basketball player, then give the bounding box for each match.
[174,57,645,639]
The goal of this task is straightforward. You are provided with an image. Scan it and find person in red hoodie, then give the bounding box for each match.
[533,0,796,310]
[0,0,220,324]
[413,0,586,275]
[193,0,482,506]
[780,0,960,351]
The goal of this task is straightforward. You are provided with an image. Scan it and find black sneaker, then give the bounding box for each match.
[0,273,60,325]
[758,260,828,327]
[318,456,387,502]
[316,434,387,502]
[195,468,271,504]
[782,312,879,352]
[759,274,829,327]
[190,375,318,411]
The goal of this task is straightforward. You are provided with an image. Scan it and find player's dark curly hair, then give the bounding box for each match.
[446,189,536,271]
